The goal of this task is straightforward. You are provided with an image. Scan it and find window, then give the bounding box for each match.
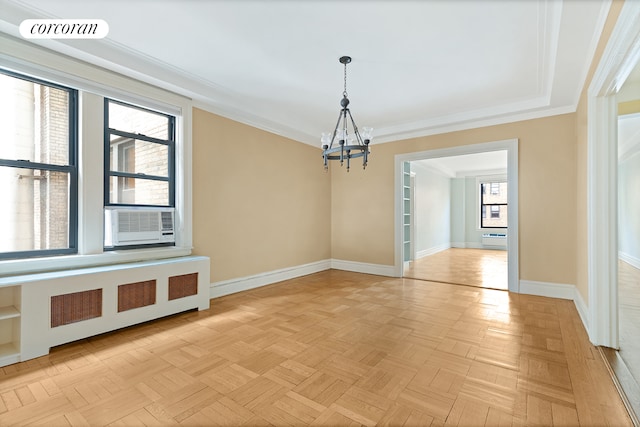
[104,99,175,207]
[0,70,78,259]
[480,180,507,228]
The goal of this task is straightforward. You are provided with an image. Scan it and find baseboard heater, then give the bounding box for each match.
[482,233,507,248]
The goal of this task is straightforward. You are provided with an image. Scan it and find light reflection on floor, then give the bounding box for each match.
[404,248,508,290]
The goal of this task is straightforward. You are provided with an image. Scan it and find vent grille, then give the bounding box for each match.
[118,280,156,312]
[169,273,198,300]
[118,211,160,233]
[51,289,102,328]
[161,211,174,231]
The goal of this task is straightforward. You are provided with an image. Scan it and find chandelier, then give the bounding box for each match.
[321,56,373,171]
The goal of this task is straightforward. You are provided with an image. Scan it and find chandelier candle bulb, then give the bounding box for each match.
[320,55,373,171]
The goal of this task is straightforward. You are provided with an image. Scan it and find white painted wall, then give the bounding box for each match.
[619,151,640,267]
[411,163,450,257]
[450,178,466,247]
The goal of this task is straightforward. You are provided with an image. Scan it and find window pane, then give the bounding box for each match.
[481,205,508,228]
[109,136,169,177]
[108,101,169,140]
[0,167,69,253]
[0,73,70,165]
[482,182,507,204]
[109,176,169,206]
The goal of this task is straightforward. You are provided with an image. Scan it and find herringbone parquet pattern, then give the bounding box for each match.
[0,270,632,426]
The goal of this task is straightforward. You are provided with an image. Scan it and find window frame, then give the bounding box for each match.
[479,179,508,230]
[0,69,78,260]
[0,36,193,276]
[103,98,176,208]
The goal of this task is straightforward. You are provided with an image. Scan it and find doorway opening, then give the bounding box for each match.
[402,151,509,290]
[394,139,519,293]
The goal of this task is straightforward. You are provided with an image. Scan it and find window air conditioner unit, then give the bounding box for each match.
[105,207,175,247]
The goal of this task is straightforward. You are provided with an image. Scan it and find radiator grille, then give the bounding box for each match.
[118,280,156,312]
[168,273,198,300]
[51,289,103,328]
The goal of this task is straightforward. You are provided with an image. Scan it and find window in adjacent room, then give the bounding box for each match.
[0,70,78,259]
[480,180,507,228]
[104,99,175,207]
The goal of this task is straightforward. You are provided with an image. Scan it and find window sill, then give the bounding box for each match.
[0,246,192,279]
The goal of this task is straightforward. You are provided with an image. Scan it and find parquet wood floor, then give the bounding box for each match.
[0,270,631,426]
[404,248,508,290]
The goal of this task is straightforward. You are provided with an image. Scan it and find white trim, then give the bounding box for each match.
[574,288,590,336]
[451,242,484,249]
[586,0,640,347]
[619,252,640,271]
[394,139,519,292]
[330,260,396,277]
[210,260,331,299]
[0,34,189,114]
[519,280,575,300]
[416,243,451,260]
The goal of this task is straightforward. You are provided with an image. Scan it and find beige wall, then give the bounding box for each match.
[191,1,626,293]
[192,108,331,282]
[575,0,625,305]
[332,114,578,285]
[619,100,640,115]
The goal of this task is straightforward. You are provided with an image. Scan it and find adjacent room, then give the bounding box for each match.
[402,151,509,290]
[1,0,639,425]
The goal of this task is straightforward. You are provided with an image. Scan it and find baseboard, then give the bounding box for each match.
[330,259,397,277]
[450,242,483,249]
[620,252,640,270]
[210,259,331,298]
[416,243,450,259]
[573,287,589,333]
[520,279,591,337]
[519,280,575,300]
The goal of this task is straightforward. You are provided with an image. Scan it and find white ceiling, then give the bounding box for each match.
[0,0,611,147]
[417,151,507,178]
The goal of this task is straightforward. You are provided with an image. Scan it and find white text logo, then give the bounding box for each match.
[20,19,109,39]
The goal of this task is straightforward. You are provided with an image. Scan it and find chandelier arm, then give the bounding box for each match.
[346,109,369,168]
[345,109,364,146]
[329,109,344,149]
[340,108,348,166]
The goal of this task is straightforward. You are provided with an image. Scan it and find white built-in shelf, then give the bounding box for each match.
[0,342,19,360]
[0,306,20,321]
[0,343,20,368]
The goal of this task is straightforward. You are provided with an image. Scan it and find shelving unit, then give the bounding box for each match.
[403,162,412,263]
[0,286,21,366]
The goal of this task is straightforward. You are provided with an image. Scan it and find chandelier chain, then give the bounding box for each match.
[343,62,348,98]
